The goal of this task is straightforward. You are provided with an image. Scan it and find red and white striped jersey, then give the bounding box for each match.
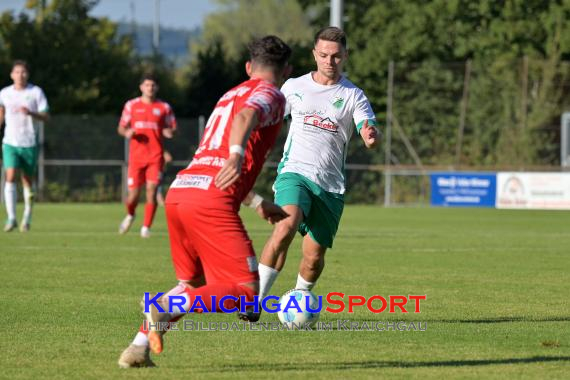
[168,78,285,203]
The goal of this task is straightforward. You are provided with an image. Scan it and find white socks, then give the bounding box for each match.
[132,332,149,347]
[3,184,34,224]
[4,182,17,221]
[295,273,315,291]
[258,264,317,301]
[258,263,280,301]
[22,186,33,224]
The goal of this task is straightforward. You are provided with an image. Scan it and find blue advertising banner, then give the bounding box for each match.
[430,173,497,207]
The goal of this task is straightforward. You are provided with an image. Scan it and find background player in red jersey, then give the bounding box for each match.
[118,35,292,368]
[117,73,177,238]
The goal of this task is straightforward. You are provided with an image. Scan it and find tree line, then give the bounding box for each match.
[1,0,568,171]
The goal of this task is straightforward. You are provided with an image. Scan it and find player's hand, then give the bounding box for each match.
[361,120,379,148]
[162,128,174,139]
[19,106,30,115]
[215,153,243,190]
[125,129,135,139]
[256,200,289,224]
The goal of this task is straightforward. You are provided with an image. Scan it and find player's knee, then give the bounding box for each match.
[5,172,16,182]
[128,189,140,200]
[181,277,205,289]
[273,219,298,241]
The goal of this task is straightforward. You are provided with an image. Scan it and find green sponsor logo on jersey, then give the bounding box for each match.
[332,97,344,109]
[293,93,303,101]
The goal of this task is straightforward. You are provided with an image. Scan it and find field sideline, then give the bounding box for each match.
[1,203,569,379]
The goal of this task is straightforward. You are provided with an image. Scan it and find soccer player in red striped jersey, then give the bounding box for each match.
[118,35,292,368]
[117,74,177,238]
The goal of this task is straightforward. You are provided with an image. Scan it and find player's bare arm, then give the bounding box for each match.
[118,124,134,139]
[359,119,379,149]
[0,105,4,126]
[214,107,258,190]
[243,191,289,224]
[20,107,49,122]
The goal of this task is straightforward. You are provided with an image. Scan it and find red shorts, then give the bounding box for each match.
[128,161,163,189]
[165,190,258,285]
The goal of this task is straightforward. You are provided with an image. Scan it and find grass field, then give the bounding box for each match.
[1,203,569,379]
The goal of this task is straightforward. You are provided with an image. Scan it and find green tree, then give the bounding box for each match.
[299,0,570,167]
[0,0,139,113]
[184,39,249,117]
[184,0,316,118]
[199,0,313,60]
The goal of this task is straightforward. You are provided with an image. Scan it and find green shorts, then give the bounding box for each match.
[2,144,38,176]
[274,172,344,248]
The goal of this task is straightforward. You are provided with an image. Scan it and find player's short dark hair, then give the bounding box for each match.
[140,72,158,84]
[314,26,347,49]
[12,60,30,72]
[247,35,291,70]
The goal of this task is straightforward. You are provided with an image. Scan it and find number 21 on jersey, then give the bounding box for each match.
[196,101,234,155]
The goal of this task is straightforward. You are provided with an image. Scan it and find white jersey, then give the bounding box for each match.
[278,73,376,194]
[0,84,49,147]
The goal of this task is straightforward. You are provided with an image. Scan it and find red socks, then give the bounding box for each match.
[143,202,158,228]
[126,199,138,216]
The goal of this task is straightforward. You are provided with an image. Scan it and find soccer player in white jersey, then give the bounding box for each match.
[240,27,379,322]
[0,60,49,232]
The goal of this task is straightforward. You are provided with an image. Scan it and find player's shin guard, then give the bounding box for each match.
[143,202,157,228]
[22,186,34,225]
[140,282,190,354]
[126,199,138,216]
[138,282,188,337]
[4,182,17,222]
[258,263,280,301]
[144,283,256,354]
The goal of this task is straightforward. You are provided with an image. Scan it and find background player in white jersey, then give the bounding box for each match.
[241,27,379,321]
[0,60,49,232]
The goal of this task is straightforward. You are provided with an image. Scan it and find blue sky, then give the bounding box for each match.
[0,0,218,30]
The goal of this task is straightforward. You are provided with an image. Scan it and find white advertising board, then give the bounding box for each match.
[496,172,570,209]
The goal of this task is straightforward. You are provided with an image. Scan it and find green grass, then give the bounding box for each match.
[1,204,569,379]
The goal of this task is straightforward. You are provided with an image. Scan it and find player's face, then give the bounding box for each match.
[313,39,347,81]
[140,79,158,99]
[10,65,29,87]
